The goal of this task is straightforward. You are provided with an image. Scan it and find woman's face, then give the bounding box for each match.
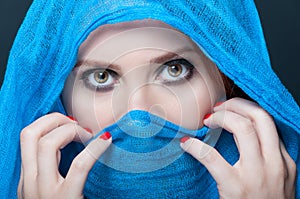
[62,20,225,134]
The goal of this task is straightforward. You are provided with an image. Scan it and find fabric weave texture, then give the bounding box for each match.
[0,0,299,198]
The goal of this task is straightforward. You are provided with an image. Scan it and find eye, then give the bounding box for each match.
[94,70,109,83]
[82,69,118,91]
[168,63,183,77]
[156,59,194,83]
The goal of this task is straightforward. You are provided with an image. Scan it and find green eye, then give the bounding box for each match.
[94,70,109,83]
[156,59,194,84]
[82,68,119,92]
[168,63,183,77]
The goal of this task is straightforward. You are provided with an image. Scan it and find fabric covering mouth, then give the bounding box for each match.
[75,110,225,198]
[87,110,212,173]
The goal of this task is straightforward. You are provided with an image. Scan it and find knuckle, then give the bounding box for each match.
[200,147,218,163]
[38,137,56,152]
[71,157,88,173]
[228,97,257,106]
[60,123,79,136]
[48,112,66,120]
[227,97,240,105]
[49,112,63,117]
[65,122,78,131]
[251,108,272,121]
[235,119,255,135]
[20,127,36,143]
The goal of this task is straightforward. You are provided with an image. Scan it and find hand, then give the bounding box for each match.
[18,113,112,199]
[180,98,296,199]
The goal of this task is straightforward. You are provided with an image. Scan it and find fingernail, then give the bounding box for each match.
[214,101,224,107]
[180,136,190,143]
[84,128,93,134]
[67,116,77,122]
[203,113,212,120]
[99,132,111,140]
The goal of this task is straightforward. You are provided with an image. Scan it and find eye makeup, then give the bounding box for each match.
[76,57,196,93]
[155,58,195,85]
[80,68,119,92]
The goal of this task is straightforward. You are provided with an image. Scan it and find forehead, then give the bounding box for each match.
[77,19,199,60]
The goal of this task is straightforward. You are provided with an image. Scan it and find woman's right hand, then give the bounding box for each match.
[17,112,112,199]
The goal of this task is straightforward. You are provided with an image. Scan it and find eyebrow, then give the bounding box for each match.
[149,47,193,64]
[75,47,193,70]
[75,60,121,71]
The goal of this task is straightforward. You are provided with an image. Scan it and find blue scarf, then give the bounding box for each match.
[59,110,238,198]
[1,0,299,198]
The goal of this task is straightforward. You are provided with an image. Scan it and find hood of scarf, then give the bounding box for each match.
[0,0,299,198]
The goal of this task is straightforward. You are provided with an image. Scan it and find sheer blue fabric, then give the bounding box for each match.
[0,0,299,198]
[59,110,232,198]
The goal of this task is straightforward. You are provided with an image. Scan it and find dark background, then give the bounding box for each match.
[1,1,299,104]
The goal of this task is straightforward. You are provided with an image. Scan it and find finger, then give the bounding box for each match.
[204,110,262,163]
[213,98,279,153]
[18,166,37,199]
[17,167,24,199]
[180,137,234,184]
[37,123,93,187]
[64,132,112,196]
[20,112,76,179]
[279,141,296,187]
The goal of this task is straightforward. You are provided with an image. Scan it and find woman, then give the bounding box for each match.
[0,0,299,198]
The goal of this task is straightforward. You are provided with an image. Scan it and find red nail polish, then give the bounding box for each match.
[99,132,111,140]
[67,116,77,121]
[204,113,212,120]
[180,136,190,143]
[214,101,224,107]
[84,128,93,134]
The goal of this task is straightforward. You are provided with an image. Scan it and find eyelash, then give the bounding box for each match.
[81,69,119,92]
[80,59,195,92]
[155,59,194,84]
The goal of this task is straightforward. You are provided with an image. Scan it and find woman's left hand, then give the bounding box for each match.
[180,97,296,199]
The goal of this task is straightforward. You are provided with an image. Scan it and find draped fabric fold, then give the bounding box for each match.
[0,0,299,198]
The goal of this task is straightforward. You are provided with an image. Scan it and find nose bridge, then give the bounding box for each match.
[111,76,180,122]
[120,61,160,112]
[128,84,155,111]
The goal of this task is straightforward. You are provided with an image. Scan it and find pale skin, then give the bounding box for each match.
[18,20,296,198]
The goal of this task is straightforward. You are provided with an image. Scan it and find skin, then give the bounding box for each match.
[61,19,225,132]
[181,98,296,198]
[18,20,296,198]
